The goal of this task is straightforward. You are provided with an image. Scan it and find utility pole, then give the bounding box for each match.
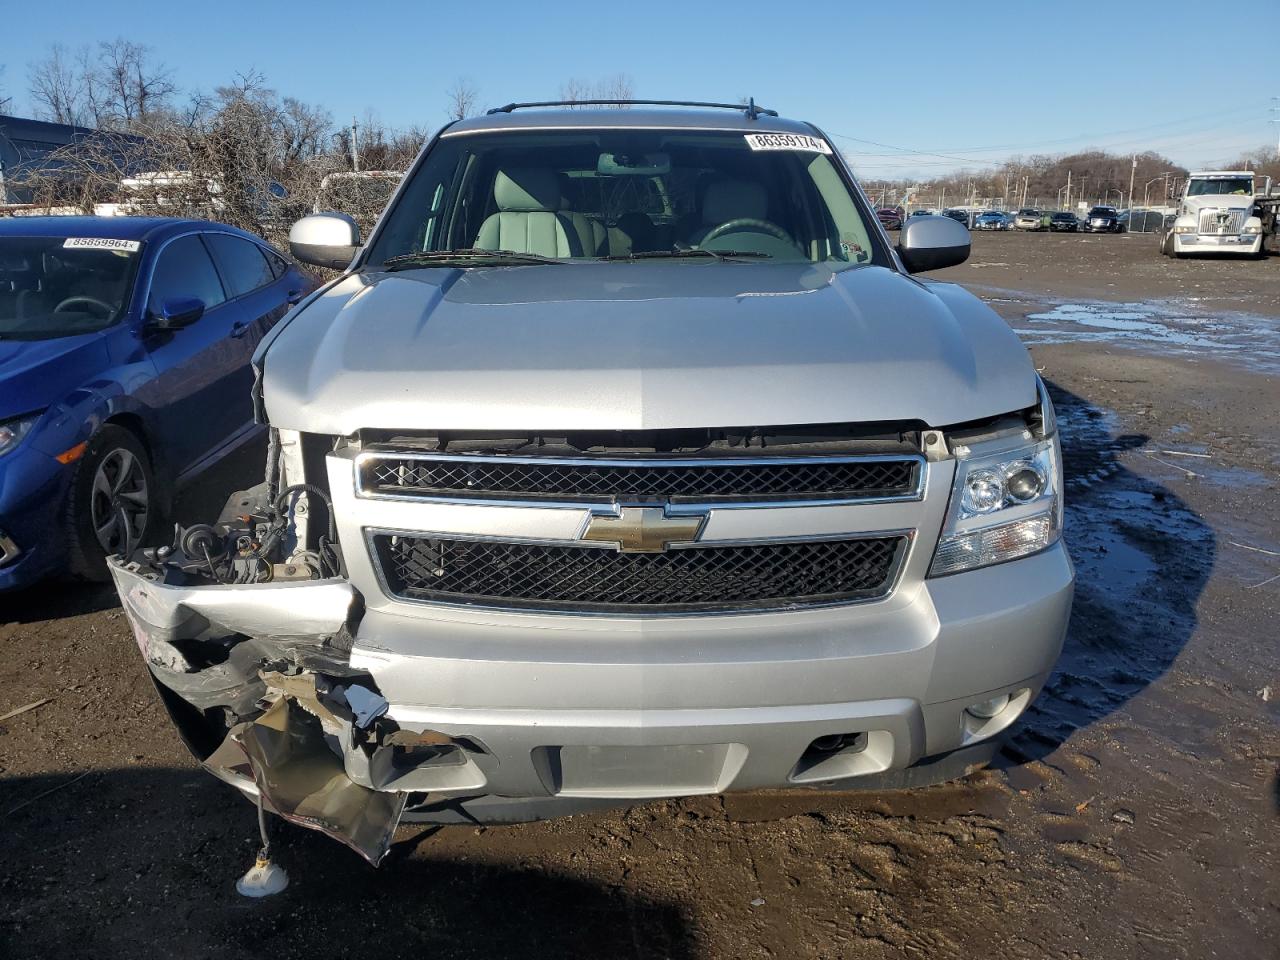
[1128,154,1137,210]
[1065,170,1071,210]
[350,117,360,172]
[1271,97,1280,158]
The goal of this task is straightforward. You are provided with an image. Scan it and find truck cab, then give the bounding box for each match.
[1163,171,1273,258]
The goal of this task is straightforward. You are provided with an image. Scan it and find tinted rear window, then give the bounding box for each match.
[206,234,275,298]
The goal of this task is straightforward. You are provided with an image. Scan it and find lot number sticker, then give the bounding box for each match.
[62,237,141,252]
[744,133,833,154]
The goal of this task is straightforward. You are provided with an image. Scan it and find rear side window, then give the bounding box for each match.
[263,248,290,279]
[205,234,276,298]
[147,235,225,314]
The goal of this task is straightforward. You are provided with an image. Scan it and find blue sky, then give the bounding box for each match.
[2,0,1276,180]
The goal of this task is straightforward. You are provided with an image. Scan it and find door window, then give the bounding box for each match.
[205,234,276,299]
[147,235,226,314]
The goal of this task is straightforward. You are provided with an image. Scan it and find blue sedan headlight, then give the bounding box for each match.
[0,413,42,457]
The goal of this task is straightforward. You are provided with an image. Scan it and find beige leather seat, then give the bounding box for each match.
[475,169,585,257]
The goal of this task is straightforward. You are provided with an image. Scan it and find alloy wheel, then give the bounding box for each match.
[89,447,149,555]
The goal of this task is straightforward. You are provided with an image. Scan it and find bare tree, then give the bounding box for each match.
[28,45,86,125]
[558,75,633,108]
[559,77,589,107]
[446,78,478,121]
[595,73,633,106]
[28,40,176,130]
[95,38,176,127]
[0,65,12,113]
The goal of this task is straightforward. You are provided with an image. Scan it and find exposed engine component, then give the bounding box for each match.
[135,482,342,586]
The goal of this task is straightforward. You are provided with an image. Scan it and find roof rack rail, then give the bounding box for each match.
[486,98,778,120]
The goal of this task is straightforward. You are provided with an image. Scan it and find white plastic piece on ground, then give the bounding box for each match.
[236,856,289,898]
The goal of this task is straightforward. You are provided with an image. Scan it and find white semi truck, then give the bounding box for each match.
[1160,170,1278,258]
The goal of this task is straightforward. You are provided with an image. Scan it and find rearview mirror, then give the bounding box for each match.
[897,215,971,273]
[289,212,360,269]
[149,297,205,331]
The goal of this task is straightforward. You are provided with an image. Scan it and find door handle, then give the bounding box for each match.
[287,289,304,305]
[230,321,250,339]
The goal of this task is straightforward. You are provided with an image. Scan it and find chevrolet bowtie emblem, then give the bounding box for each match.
[581,506,707,553]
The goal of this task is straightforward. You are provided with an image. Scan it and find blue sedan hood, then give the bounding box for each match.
[0,334,109,420]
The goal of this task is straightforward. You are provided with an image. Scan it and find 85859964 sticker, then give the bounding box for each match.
[62,237,142,252]
[744,133,833,154]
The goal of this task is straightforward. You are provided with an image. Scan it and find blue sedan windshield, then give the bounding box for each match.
[0,236,142,340]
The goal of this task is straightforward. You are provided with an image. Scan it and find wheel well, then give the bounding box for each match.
[104,412,150,452]
[103,412,173,512]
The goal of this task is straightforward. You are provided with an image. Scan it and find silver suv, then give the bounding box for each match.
[109,101,1073,864]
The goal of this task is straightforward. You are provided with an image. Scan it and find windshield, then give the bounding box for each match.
[1187,177,1252,196]
[1089,208,1114,216]
[0,236,141,340]
[366,129,883,269]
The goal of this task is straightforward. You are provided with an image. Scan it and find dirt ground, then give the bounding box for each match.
[2,232,1277,960]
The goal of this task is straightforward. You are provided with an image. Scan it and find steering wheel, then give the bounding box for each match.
[700,218,792,245]
[54,296,114,317]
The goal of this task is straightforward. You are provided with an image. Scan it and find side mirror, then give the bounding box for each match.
[289,212,360,269]
[897,215,971,273]
[148,297,205,331]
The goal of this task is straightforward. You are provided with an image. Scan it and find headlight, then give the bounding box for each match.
[1174,224,1196,234]
[0,413,42,457]
[1242,222,1261,234]
[929,383,1063,577]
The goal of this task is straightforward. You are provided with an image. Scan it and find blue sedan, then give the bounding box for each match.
[0,217,316,590]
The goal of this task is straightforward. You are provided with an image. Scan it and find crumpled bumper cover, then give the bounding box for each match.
[109,558,442,865]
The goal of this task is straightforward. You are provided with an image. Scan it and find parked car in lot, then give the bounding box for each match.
[940,208,971,227]
[107,101,1072,863]
[1084,206,1124,233]
[1049,212,1080,232]
[0,217,314,591]
[876,207,904,230]
[1014,209,1045,231]
[973,210,1011,230]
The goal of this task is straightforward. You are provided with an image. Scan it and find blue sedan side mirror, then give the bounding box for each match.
[149,297,205,331]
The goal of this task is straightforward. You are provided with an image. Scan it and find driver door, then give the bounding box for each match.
[135,233,249,475]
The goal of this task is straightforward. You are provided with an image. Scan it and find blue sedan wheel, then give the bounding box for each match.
[65,426,155,580]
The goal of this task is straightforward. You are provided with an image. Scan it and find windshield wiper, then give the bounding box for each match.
[602,248,770,262]
[380,249,563,270]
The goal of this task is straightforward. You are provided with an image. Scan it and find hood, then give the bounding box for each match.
[0,334,109,421]
[261,262,1036,434]
[1182,194,1252,212]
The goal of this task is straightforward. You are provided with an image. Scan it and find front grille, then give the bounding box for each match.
[358,453,921,504]
[1198,208,1245,235]
[373,534,908,613]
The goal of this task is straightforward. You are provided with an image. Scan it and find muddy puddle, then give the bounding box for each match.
[981,294,1280,374]
[1006,384,1217,766]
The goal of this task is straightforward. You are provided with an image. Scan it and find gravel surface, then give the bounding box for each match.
[2,231,1277,959]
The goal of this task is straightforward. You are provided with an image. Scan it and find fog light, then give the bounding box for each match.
[966,694,1011,719]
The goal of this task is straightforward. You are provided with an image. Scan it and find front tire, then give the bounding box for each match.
[64,425,156,581]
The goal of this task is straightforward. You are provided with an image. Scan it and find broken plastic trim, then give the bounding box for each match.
[107,557,483,866]
[232,697,407,865]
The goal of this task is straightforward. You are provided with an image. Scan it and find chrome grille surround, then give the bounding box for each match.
[369,529,911,614]
[1198,207,1246,235]
[354,451,926,507]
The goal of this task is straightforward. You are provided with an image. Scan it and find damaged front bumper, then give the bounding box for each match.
[110,560,478,864]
